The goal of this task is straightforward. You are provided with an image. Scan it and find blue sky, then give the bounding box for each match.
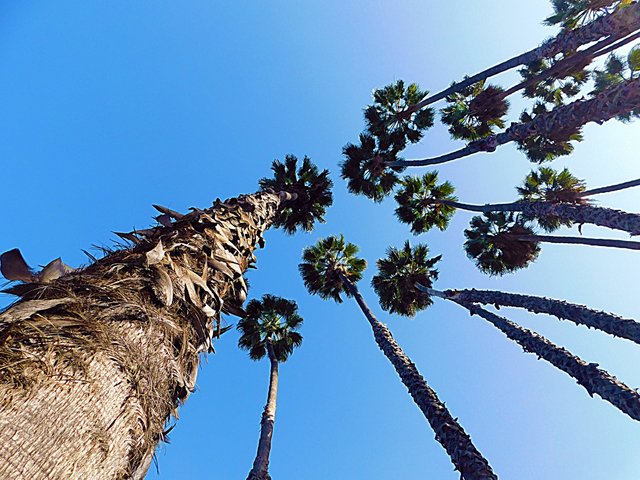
[1,1,639,479]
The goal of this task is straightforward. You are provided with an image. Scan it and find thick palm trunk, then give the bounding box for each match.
[0,190,289,480]
[340,276,498,480]
[512,233,640,250]
[438,199,640,235]
[437,288,640,345]
[403,2,640,110]
[444,296,640,421]
[389,76,640,167]
[247,341,279,480]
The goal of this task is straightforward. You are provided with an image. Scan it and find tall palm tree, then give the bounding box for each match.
[424,287,640,345]
[464,212,640,276]
[299,236,498,480]
[395,168,640,235]
[382,2,640,114]
[0,156,332,480]
[373,242,640,422]
[238,294,303,480]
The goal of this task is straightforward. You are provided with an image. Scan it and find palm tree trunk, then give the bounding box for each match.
[0,190,290,480]
[340,275,498,480]
[388,76,640,168]
[247,341,279,480]
[437,199,640,235]
[443,296,640,422]
[511,233,640,250]
[581,178,640,196]
[401,2,640,111]
[437,288,640,345]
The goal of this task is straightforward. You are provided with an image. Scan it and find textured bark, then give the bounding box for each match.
[404,2,640,109]
[390,77,640,167]
[445,288,640,346]
[512,233,640,250]
[341,277,498,480]
[450,299,640,422]
[581,178,640,197]
[437,200,640,235]
[247,341,278,480]
[0,190,287,480]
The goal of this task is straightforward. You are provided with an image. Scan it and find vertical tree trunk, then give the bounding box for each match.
[0,190,288,480]
[340,276,498,480]
[448,298,640,421]
[442,288,640,346]
[247,341,279,480]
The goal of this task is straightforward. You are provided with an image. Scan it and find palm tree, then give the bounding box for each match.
[382,3,640,114]
[373,242,640,422]
[395,168,640,235]
[592,47,640,121]
[299,236,498,480]
[545,0,624,29]
[238,294,303,480]
[464,212,640,276]
[427,287,640,345]
[0,156,332,480]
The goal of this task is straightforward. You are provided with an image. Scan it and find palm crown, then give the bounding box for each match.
[519,57,590,106]
[464,212,541,275]
[259,155,333,234]
[394,172,457,234]
[516,102,584,163]
[372,241,441,317]
[544,0,622,29]
[341,133,405,202]
[517,166,588,232]
[440,80,509,141]
[591,49,640,122]
[299,235,367,302]
[237,294,303,362]
[364,80,435,147]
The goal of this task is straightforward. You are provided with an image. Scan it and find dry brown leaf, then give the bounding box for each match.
[145,241,165,266]
[0,298,73,324]
[152,266,173,306]
[0,248,34,282]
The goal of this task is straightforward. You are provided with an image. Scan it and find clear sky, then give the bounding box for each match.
[1,1,639,479]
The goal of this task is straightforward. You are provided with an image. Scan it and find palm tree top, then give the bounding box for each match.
[464,212,541,276]
[592,49,640,122]
[259,155,333,234]
[237,294,303,362]
[372,241,441,317]
[544,0,622,29]
[365,79,435,147]
[517,166,587,203]
[299,235,367,303]
[341,133,405,202]
[394,172,458,235]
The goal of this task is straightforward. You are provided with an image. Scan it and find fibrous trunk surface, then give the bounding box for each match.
[0,191,284,480]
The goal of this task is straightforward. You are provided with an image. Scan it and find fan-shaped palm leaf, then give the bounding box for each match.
[592,50,640,122]
[259,155,333,234]
[544,0,622,29]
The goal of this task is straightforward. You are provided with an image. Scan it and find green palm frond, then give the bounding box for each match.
[516,102,583,163]
[544,0,621,29]
[440,80,509,141]
[365,80,435,147]
[341,133,404,202]
[259,155,333,234]
[371,241,441,317]
[464,212,541,275]
[237,294,304,362]
[394,172,458,234]
[519,57,590,106]
[299,235,366,303]
[591,50,640,122]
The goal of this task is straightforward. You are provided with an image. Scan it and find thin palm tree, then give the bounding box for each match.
[238,294,303,480]
[299,235,498,480]
[464,212,640,276]
[395,168,640,235]
[424,287,640,345]
[0,156,331,480]
[373,242,640,422]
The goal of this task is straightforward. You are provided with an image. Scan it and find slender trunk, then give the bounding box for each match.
[388,77,640,168]
[401,2,640,111]
[0,190,289,480]
[442,288,640,346]
[512,233,640,250]
[437,199,640,235]
[247,341,279,480]
[340,276,498,480]
[445,296,640,422]
[581,178,640,196]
